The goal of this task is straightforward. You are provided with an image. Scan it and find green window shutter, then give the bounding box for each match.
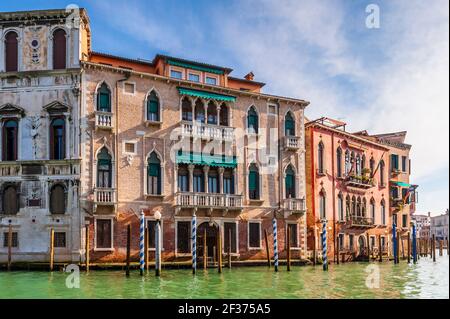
[249,171,259,191]
[99,93,110,111]
[148,100,159,114]
[98,159,110,166]
[148,163,160,177]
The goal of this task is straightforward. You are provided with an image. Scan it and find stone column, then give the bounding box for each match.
[233,168,238,195]
[174,164,178,193]
[203,165,209,193]
[217,105,221,126]
[218,167,224,194]
[188,164,194,192]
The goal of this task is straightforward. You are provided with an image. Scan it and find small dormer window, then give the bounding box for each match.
[205,76,217,85]
[170,70,182,79]
[188,73,200,82]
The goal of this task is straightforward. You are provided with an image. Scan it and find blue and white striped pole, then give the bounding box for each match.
[393,222,397,264]
[139,210,145,276]
[192,215,197,275]
[322,220,328,271]
[412,223,417,264]
[273,218,278,272]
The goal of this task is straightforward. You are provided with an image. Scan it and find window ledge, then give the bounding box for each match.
[145,194,164,200]
[144,120,162,128]
[248,246,262,250]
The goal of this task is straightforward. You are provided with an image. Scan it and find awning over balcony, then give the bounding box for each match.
[178,87,236,102]
[391,181,411,188]
[176,152,237,168]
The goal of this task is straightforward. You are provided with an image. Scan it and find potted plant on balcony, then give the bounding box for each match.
[361,168,372,184]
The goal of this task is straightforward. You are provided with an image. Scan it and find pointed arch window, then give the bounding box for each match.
[336,147,342,178]
[147,152,161,195]
[50,118,65,160]
[147,91,160,122]
[97,148,112,188]
[181,97,192,121]
[379,160,385,186]
[2,185,19,215]
[177,164,189,192]
[319,190,326,220]
[361,154,366,171]
[97,83,111,112]
[355,154,361,176]
[345,195,351,219]
[52,29,66,70]
[285,165,296,199]
[2,119,18,161]
[207,101,217,125]
[5,31,18,72]
[50,184,66,214]
[370,157,375,176]
[345,150,351,175]
[338,193,344,221]
[223,168,234,194]
[370,199,375,223]
[248,163,260,200]
[318,142,325,174]
[194,100,205,123]
[208,168,219,193]
[381,200,386,225]
[285,112,295,136]
[219,103,229,126]
[247,106,258,134]
[193,167,204,193]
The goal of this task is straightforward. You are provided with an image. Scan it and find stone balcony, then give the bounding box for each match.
[345,175,374,190]
[93,187,116,210]
[346,215,375,228]
[175,192,243,213]
[95,111,113,130]
[284,136,301,150]
[283,198,306,214]
[0,160,80,178]
[180,121,235,141]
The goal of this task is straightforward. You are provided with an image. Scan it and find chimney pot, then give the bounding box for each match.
[244,72,254,81]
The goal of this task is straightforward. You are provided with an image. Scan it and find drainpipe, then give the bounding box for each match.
[331,131,336,263]
[310,126,316,263]
[115,72,131,210]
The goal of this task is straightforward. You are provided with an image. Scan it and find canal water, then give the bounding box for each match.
[0,255,448,299]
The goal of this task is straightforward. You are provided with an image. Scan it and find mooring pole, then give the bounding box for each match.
[228,228,232,269]
[447,236,449,256]
[273,217,279,272]
[336,236,340,265]
[366,232,371,262]
[7,224,12,271]
[192,214,197,275]
[264,229,271,268]
[432,234,436,262]
[155,214,162,276]
[86,225,90,272]
[392,223,397,264]
[412,224,417,264]
[139,211,145,276]
[439,240,443,257]
[396,231,400,264]
[378,235,382,262]
[203,228,207,270]
[126,224,131,277]
[322,220,328,271]
[49,228,55,272]
[217,225,222,274]
[287,225,291,272]
[407,231,411,264]
[145,226,149,272]
[401,234,405,260]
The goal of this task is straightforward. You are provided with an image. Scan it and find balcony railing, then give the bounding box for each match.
[94,188,116,205]
[346,215,374,227]
[95,112,113,129]
[0,163,21,177]
[180,122,234,141]
[176,192,243,209]
[284,136,301,150]
[0,161,79,177]
[283,198,306,213]
[345,175,374,189]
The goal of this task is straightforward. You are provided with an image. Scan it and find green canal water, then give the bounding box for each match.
[0,255,448,299]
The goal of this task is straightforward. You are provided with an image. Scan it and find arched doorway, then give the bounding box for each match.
[197,222,219,266]
[358,235,366,256]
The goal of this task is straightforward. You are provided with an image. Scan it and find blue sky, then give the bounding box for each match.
[1,0,449,216]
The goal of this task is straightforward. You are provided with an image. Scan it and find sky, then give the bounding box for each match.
[1,0,448,216]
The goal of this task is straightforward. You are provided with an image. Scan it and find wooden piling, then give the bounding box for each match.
[378,235,382,262]
[336,237,340,265]
[401,236,405,259]
[7,224,12,271]
[431,234,436,262]
[439,240,443,256]
[217,227,222,273]
[396,231,400,263]
[366,233,370,262]
[447,237,449,256]
[49,228,55,271]
[264,229,270,268]
[228,229,232,269]
[126,224,131,277]
[312,228,317,266]
[407,232,411,263]
[203,229,207,270]
[145,227,149,272]
[287,226,291,271]
[85,226,90,272]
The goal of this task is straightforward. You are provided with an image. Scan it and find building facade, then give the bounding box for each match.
[430,210,449,241]
[0,9,90,263]
[305,118,391,262]
[412,213,431,238]
[79,51,310,263]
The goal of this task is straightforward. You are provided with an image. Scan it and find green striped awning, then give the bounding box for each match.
[391,181,411,188]
[178,87,236,102]
[176,152,237,168]
[168,59,224,74]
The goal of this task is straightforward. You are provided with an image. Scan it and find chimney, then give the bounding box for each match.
[244,72,254,81]
[428,212,431,217]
